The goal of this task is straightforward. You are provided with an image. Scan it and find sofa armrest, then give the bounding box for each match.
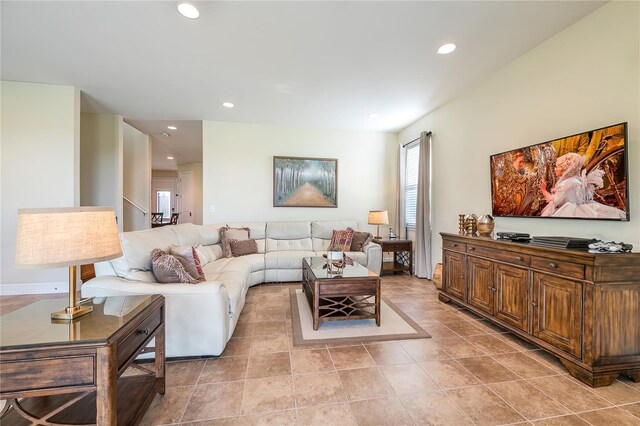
[81,276,231,357]
[363,242,382,276]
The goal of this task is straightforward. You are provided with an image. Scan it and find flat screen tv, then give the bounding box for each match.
[490,122,629,221]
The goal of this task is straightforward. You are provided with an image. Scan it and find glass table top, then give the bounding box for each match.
[304,256,378,279]
[0,294,160,350]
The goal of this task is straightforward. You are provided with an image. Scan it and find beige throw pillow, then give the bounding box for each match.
[219,226,250,258]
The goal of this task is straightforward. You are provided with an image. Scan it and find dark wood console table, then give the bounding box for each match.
[0,294,165,425]
[439,232,640,387]
[372,239,413,276]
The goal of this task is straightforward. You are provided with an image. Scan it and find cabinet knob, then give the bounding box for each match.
[452,244,457,247]
[516,256,523,261]
[531,301,538,307]
[137,329,150,335]
[469,247,475,251]
[459,275,464,279]
[549,262,557,268]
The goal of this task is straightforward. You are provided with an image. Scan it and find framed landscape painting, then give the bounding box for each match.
[273,156,337,207]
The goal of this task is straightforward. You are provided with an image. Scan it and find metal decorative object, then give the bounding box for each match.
[477,214,495,237]
[464,214,478,236]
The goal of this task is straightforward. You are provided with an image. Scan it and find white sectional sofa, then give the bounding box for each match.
[82,220,382,357]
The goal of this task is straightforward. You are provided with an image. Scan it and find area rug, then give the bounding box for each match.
[290,288,430,346]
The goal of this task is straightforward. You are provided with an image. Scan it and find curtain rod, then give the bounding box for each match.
[402,131,432,147]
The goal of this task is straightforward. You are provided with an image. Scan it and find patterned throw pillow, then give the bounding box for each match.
[170,244,206,281]
[350,230,373,252]
[228,238,259,257]
[219,226,251,258]
[328,229,355,252]
[150,249,199,284]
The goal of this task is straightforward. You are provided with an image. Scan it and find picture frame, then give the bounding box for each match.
[273,156,338,207]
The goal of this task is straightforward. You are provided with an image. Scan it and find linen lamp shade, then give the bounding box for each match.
[15,207,122,320]
[368,210,389,239]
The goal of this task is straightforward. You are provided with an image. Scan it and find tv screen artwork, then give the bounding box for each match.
[490,122,629,220]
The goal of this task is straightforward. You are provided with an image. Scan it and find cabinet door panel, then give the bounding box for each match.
[533,273,583,358]
[467,256,494,315]
[495,264,528,332]
[443,250,465,300]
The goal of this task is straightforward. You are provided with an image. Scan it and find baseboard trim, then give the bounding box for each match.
[0,281,82,296]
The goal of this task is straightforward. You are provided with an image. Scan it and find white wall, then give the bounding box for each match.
[399,1,640,266]
[203,121,397,232]
[123,122,151,231]
[178,162,203,225]
[1,81,80,291]
[80,113,124,231]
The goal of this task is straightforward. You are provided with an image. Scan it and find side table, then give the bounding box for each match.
[373,239,413,276]
[0,294,165,425]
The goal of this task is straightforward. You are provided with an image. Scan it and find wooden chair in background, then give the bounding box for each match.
[151,212,164,228]
[170,213,179,225]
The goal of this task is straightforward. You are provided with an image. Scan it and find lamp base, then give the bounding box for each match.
[51,304,93,321]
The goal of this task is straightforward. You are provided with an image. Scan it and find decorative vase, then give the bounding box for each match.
[477,214,495,237]
[464,214,478,236]
[327,250,344,274]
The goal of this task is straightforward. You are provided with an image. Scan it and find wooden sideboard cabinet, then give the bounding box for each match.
[439,232,640,387]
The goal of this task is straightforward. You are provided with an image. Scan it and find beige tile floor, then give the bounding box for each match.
[135,275,640,425]
[4,276,638,425]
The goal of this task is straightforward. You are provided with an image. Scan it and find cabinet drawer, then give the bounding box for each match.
[467,244,530,267]
[383,242,411,252]
[0,356,94,394]
[531,257,584,279]
[443,240,466,252]
[117,307,162,370]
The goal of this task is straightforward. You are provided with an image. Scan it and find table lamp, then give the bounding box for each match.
[15,207,122,321]
[368,210,389,239]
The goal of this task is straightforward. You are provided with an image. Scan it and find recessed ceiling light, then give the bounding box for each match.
[162,132,170,137]
[167,126,177,130]
[369,113,380,119]
[177,3,199,19]
[167,156,174,160]
[222,102,235,108]
[437,43,456,55]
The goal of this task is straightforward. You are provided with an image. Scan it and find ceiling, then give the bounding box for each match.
[2,1,604,138]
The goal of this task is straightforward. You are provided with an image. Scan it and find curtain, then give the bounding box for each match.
[415,131,432,278]
[395,144,407,238]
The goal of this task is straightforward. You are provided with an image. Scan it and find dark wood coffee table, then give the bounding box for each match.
[302,257,380,330]
[0,294,165,425]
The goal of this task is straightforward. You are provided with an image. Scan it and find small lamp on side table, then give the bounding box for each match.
[15,207,122,321]
[368,210,389,239]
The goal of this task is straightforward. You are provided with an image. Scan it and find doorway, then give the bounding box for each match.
[177,171,193,224]
[151,177,176,224]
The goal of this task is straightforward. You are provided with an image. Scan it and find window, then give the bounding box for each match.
[156,191,171,218]
[404,143,420,228]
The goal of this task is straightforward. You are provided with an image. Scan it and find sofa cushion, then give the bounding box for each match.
[229,239,259,257]
[265,251,315,269]
[311,220,358,251]
[150,249,199,284]
[266,221,311,239]
[171,223,204,247]
[329,229,355,251]
[311,220,358,239]
[111,227,179,279]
